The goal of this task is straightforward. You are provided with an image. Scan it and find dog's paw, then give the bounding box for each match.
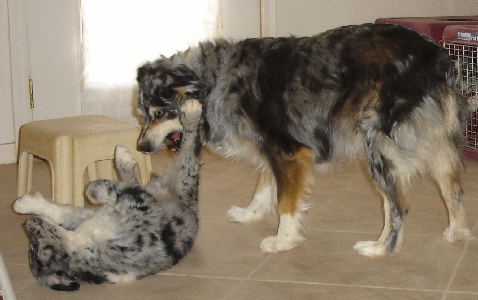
[180,99,202,129]
[86,179,117,205]
[353,241,388,257]
[39,275,81,292]
[115,145,136,167]
[106,272,137,284]
[227,206,264,224]
[260,235,305,253]
[14,193,47,214]
[443,226,474,242]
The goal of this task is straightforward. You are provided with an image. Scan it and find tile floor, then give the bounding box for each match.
[1,148,478,300]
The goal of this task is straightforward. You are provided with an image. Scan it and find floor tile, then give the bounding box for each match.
[248,231,468,291]
[1,152,478,299]
[225,280,445,300]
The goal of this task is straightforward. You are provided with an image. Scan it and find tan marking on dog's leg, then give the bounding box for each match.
[428,139,473,242]
[260,147,314,252]
[435,172,473,242]
[228,168,276,224]
[354,192,392,257]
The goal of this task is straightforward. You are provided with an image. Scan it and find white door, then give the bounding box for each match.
[1,0,82,164]
[0,0,17,164]
[26,0,82,121]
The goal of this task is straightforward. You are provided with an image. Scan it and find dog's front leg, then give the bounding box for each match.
[259,146,314,252]
[227,168,277,224]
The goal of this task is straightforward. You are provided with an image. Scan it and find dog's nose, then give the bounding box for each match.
[137,140,154,153]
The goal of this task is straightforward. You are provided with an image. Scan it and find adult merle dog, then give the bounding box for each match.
[136,23,473,257]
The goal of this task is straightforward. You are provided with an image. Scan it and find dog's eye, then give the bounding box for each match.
[154,110,164,118]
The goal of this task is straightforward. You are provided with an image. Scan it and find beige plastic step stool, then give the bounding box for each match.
[17,115,152,207]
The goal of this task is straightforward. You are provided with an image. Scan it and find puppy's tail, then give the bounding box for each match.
[37,275,80,292]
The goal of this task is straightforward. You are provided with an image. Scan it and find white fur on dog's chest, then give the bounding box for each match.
[63,208,119,253]
[76,208,118,242]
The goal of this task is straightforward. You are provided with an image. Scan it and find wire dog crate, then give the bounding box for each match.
[442,25,478,161]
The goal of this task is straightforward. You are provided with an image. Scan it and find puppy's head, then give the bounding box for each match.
[136,59,205,153]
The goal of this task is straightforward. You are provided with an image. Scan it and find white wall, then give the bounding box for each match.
[220,0,260,39]
[274,0,478,36]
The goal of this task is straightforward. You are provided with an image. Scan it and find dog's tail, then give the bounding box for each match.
[37,275,80,292]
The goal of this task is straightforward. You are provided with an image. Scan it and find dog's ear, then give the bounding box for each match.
[170,65,206,100]
[137,58,171,82]
[137,63,154,82]
[171,65,199,85]
[172,81,206,100]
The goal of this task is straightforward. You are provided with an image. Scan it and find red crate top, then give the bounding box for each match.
[442,25,478,45]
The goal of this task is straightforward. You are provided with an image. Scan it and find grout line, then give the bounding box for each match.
[158,272,243,281]
[246,278,478,296]
[159,272,478,296]
[305,227,441,236]
[440,217,478,300]
[220,253,273,300]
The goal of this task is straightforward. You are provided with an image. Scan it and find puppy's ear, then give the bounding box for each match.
[137,63,153,82]
[137,58,171,82]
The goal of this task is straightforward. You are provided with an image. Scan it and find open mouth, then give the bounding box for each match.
[164,130,183,152]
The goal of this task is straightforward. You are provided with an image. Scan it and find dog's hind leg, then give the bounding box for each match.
[260,146,314,252]
[227,167,277,224]
[14,193,95,230]
[354,130,410,257]
[429,141,473,242]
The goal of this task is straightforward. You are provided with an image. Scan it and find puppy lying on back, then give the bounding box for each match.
[14,100,203,291]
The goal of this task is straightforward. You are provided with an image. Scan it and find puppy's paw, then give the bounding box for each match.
[260,234,305,253]
[180,99,202,129]
[115,145,137,168]
[106,272,137,284]
[443,226,474,242]
[85,179,117,205]
[227,206,264,224]
[14,193,47,214]
[353,241,388,257]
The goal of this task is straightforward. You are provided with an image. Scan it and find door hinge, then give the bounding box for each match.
[29,78,34,109]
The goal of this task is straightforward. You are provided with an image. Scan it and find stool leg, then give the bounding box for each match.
[27,155,33,192]
[17,152,33,198]
[52,155,74,206]
[145,154,152,183]
[134,153,152,186]
[72,162,85,207]
[87,162,98,182]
